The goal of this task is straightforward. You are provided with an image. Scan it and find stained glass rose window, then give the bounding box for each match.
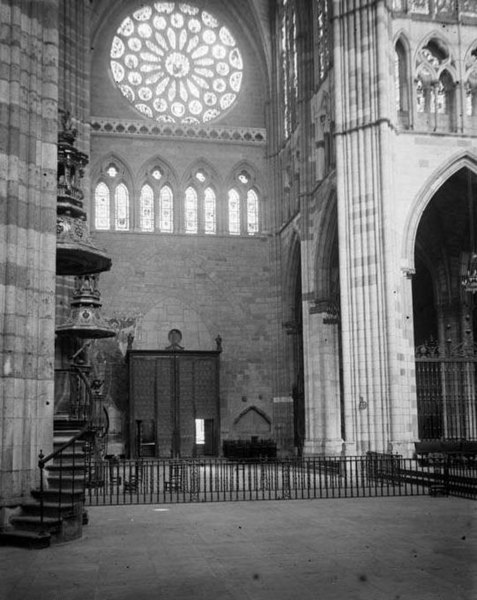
[110,2,243,124]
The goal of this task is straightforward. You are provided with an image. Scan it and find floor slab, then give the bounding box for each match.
[1,496,476,600]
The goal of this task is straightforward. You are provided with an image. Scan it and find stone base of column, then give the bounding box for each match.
[303,438,345,457]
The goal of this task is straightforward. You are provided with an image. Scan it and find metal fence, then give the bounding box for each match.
[84,454,477,506]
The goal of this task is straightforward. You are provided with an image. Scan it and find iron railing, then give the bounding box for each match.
[84,453,477,506]
[38,426,90,529]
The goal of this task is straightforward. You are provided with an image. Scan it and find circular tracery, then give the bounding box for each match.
[110,2,243,124]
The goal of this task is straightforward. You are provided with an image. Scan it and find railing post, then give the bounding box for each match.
[38,450,45,528]
[444,454,450,496]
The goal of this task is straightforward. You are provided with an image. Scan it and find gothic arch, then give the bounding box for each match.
[283,230,302,322]
[226,160,263,192]
[313,188,338,302]
[413,32,453,66]
[181,158,222,189]
[91,152,134,189]
[402,152,477,272]
[137,156,178,188]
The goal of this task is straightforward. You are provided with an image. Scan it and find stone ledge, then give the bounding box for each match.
[90,118,267,145]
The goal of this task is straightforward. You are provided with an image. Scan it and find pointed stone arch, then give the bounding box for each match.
[402,152,477,273]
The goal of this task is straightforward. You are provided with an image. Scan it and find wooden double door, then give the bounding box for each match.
[128,350,220,458]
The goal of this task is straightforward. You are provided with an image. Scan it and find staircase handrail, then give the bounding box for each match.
[38,424,91,469]
[38,424,91,529]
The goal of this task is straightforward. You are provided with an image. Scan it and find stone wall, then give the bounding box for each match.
[91,230,285,454]
[0,0,58,505]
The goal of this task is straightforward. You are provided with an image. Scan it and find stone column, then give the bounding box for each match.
[303,301,343,455]
[333,0,416,455]
[0,0,59,504]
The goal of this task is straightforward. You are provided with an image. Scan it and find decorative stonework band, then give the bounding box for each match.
[90,117,267,145]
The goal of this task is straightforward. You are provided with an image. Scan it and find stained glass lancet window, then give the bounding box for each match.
[110,3,243,124]
[280,0,298,138]
[247,189,259,235]
[140,184,154,231]
[465,49,477,116]
[228,188,240,235]
[159,185,174,232]
[115,183,130,230]
[95,182,111,230]
[204,187,216,234]
[315,0,331,84]
[185,186,198,233]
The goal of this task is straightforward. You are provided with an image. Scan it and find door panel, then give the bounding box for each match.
[129,351,220,458]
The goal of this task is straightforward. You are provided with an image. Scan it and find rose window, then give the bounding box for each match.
[110,2,243,124]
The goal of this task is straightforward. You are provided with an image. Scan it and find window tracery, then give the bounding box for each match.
[93,161,260,237]
[414,39,456,130]
[227,169,260,235]
[110,2,243,124]
[94,162,131,231]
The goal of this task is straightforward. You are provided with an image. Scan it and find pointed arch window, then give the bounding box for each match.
[280,0,298,138]
[228,188,240,235]
[314,0,331,84]
[114,183,130,230]
[94,182,111,230]
[204,187,216,234]
[394,38,409,127]
[139,184,154,232]
[465,48,477,117]
[185,187,198,234]
[159,185,174,233]
[247,190,259,235]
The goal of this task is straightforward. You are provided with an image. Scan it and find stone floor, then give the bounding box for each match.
[1,496,476,600]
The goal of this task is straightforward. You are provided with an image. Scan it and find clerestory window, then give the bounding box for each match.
[94,163,131,231]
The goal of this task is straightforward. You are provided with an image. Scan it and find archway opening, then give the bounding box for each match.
[292,254,305,456]
[413,167,477,441]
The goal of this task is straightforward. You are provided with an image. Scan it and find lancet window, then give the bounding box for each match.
[94,162,131,231]
[280,0,298,138]
[93,161,260,237]
[227,169,260,235]
[314,0,331,85]
[394,38,410,127]
[183,169,217,234]
[465,47,477,117]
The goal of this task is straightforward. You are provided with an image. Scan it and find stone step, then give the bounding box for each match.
[10,515,61,534]
[0,529,51,549]
[31,488,85,504]
[46,463,86,473]
[46,474,86,486]
[21,501,78,518]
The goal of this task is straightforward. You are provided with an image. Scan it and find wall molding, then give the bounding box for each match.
[90,117,267,146]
